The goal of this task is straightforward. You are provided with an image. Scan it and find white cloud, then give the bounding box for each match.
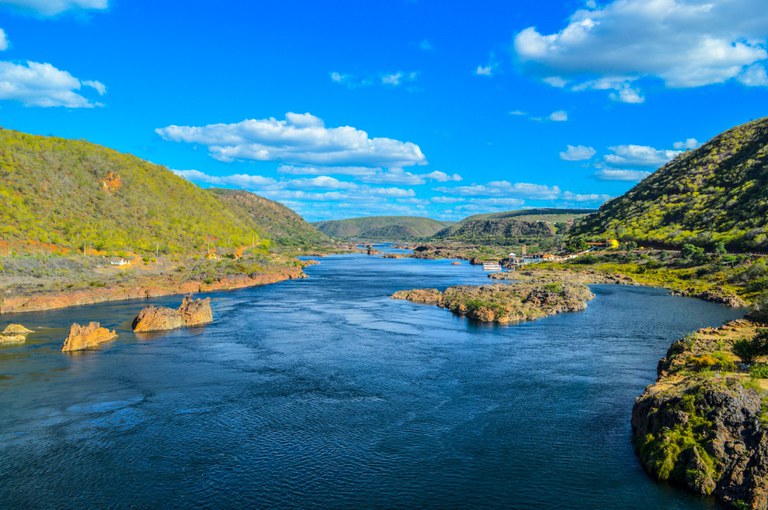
[562,191,613,202]
[277,164,460,185]
[508,110,527,116]
[435,181,562,200]
[0,29,8,51]
[431,196,466,204]
[475,65,494,76]
[594,168,652,181]
[548,110,568,122]
[0,60,105,107]
[514,0,768,100]
[0,0,107,15]
[172,170,276,188]
[419,39,433,51]
[605,144,681,167]
[673,138,699,150]
[739,63,768,86]
[330,70,418,89]
[156,112,427,168]
[560,144,596,161]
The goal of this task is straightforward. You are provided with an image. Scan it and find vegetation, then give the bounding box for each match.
[209,188,330,250]
[431,208,593,245]
[0,128,267,256]
[314,216,451,241]
[393,281,594,324]
[571,116,768,251]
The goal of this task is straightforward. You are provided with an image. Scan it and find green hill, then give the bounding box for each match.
[208,189,330,248]
[571,117,768,251]
[314,216,452,241]
[0,128,306,255]
[432,208,594,244]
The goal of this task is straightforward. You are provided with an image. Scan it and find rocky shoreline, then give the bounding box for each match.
[632,319,768,509]
[0,265,306,315]
[393,281,594,324]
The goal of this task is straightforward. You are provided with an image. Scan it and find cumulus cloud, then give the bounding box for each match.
[0,60,106,107]
[594,168,652,181]
[548,110,568,122]
[604,144,681,167]
[172,170,277,188]
[562,191,613,202]
[0,0,107,15]
[514,0,768,100]
[277,164,460,185]
[0,29,8,51]
[560,144,596,161]
[673,138,700,150]
[435,181,562,200]
[156,112,427,168]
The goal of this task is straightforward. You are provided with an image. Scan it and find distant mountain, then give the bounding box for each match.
[209,189,329,248]
[432,208,594,244]
[314,216,452,241]
[0,128,315,255]
[571,117,768,250]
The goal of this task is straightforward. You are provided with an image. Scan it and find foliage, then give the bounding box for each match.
[732,333,768,364]
[314,216,451,241]
[570,117,768,251]
[0,128,267,256]
[209,188,329,249]
[564,235,588,254]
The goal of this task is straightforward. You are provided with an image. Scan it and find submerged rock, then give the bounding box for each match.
[61,322,118,352]
[0,323,34,344]
[132,296,213,332]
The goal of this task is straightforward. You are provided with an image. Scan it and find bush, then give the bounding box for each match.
[733,332,768,364]
[750,363,768,378]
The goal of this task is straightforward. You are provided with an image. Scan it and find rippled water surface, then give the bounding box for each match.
[0,254,745,509]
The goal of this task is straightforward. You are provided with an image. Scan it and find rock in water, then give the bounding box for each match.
[61,322,118,352]
[178,296,213,327]
[132,296,213,332]
[0,323,34,344]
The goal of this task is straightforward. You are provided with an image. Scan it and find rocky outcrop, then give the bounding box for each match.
[632,320,768,509]
[393,282,594,324]
[0,324,33,344]
[61,322,118,352]
[132,296,213,332]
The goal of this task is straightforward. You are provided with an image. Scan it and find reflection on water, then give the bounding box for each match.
[0,254,743,509]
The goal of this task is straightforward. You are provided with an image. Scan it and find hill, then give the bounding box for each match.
[314,216,452,241]
[0,127,310,255]
[208,189,329,248]
[432,208,594,244]
[571,117,768,250]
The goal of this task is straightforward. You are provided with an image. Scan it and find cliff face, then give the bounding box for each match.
[632,320,768,509]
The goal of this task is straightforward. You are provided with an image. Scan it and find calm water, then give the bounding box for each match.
[0,254,745,509]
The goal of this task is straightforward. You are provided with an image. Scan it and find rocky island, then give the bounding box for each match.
[61,322,118,352]
[393,281,594,324]
[0,324,33,345]
[632,318,768,509]
[132,296,214,332]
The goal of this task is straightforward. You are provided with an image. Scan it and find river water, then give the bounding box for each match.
[0,254,745,509]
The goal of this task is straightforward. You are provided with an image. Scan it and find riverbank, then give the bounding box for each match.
[632,319,768,509]
[0,256,309,315]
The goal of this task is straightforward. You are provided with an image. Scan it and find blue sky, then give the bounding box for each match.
[0,0,766,221]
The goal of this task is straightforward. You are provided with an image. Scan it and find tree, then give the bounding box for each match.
[565,236,588,254]
[681,243,706,264]
[713,241,727,256]
[733,330,768,364]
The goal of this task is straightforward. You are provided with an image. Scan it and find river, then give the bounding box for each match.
[0,254,745,509]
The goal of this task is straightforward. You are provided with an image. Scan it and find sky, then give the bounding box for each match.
[0,0,766,221]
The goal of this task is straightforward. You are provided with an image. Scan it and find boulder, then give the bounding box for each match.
[61,322,118,352]
[132,296,213,332]
[0,323,34,344]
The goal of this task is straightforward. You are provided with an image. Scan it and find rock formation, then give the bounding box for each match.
[61,322,118,352]
[632,320,768,509]
[132,296,213,332]
[0,324,34,344]
[393,281,594,324]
